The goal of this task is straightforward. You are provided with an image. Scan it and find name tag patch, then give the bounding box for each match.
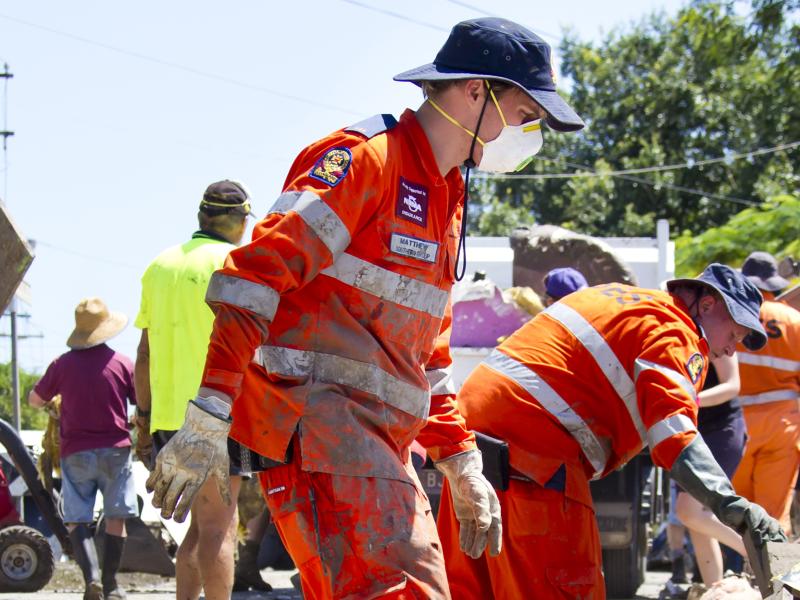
[390,233,438,263]
[396,177,429,227]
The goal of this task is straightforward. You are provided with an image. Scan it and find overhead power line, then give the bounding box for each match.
[476,139,800,181]
[0,13,361,117]
[338,0,448,31]
[36,241,141,270]
[442,0,562,41]
[613,173,760,207]
[474,152,772,207]
[506,155,761,206]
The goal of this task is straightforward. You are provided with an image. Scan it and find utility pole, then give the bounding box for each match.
[9,298,19,433]
[0,304,41,432]
[1,63,13,146]
[1,63,13,201]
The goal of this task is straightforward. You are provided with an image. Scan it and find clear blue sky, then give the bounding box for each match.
[0,0,689,372]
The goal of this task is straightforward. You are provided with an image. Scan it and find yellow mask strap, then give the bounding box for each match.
[427,97,485,146]
[486,81,508,128]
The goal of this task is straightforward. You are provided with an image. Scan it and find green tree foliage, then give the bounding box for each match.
[0,363,47,430]
[675,194,800,276]
[470,0,800,237]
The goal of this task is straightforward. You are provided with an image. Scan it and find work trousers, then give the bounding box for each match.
[438,479,605,600]
[259,452,450,600]
[732,399,800,533]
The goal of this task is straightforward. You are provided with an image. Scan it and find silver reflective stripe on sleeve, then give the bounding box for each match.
[426,366,456,396]
[738,389,799,406]
[257,345,430,420]
[321,253,449,318]
[647,413,696,449]
[544,303,647,441]
[269,191,351,259]
[206,272,279,321]
[484,350,609,479]
[634,358,697,402]
[738,352,800,372]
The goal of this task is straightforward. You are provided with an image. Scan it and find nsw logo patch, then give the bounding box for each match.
[309,147,352,187]
[686,352,705,385]
[396,177,429,227]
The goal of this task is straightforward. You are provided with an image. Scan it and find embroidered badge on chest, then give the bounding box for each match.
[396,177,429,227]
[390,233,438,264]
[686,352,705,385]
[309,147,352,187]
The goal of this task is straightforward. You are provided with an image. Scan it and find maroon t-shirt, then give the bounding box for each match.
[34,344,135,458]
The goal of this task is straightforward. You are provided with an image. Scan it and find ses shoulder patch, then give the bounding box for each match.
[309,147,352,187]
[686,353,705,385]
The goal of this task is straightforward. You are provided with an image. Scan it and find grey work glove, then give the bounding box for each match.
[146,395,232,522]
[670,435,786,546]
[435,449,502,558]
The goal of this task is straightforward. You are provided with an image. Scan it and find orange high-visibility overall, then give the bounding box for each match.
[198,112,475,599]
[732,294,800,532]
[439,285,708,599]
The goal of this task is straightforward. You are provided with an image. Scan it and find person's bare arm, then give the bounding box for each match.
[28,389,47,408]
[697,353,740,408]
[134,330,152,416]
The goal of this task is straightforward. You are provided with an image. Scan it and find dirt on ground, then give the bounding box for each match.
[45,561,175,594]
[40,561,303,599]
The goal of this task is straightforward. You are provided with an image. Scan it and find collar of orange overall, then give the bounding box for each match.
[399,109,464,191]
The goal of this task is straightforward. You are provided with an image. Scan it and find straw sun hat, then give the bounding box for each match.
[66,297,128,349]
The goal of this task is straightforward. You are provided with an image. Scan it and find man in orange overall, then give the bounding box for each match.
[732,251,800,533]
[145,17,585,599]
[438,264,785,599]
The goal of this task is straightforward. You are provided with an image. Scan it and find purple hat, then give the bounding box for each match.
[544,267,588,300]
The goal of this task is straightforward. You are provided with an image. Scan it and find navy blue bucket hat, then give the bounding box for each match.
[393,18,585,132]
[741,251,791,292]
[667,263,766,351]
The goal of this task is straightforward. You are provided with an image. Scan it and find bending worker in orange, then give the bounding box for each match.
[438,264,786,599]
[732,251,800,533]
[145,17,585,599]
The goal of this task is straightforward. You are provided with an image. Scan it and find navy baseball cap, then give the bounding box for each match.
[200,180,251,216]
[667,263,766,351]
[394,18,585,132]
[544,267,588,299]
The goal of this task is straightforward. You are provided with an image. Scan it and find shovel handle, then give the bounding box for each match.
[743,527,773,598]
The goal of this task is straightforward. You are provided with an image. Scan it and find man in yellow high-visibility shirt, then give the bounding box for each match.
[133,180,259,600]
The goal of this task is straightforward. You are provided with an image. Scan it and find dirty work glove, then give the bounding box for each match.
[670,435,786,545]
[435,449,502,558]
[723,500,786,545]
[43,398,60,420]
[146,394,232,522]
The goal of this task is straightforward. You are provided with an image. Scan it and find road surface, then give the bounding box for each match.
[0,563,674,599]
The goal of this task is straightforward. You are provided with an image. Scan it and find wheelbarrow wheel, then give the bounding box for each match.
[0,525,54,592]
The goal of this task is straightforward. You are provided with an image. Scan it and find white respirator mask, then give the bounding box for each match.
[477,119,543,173]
